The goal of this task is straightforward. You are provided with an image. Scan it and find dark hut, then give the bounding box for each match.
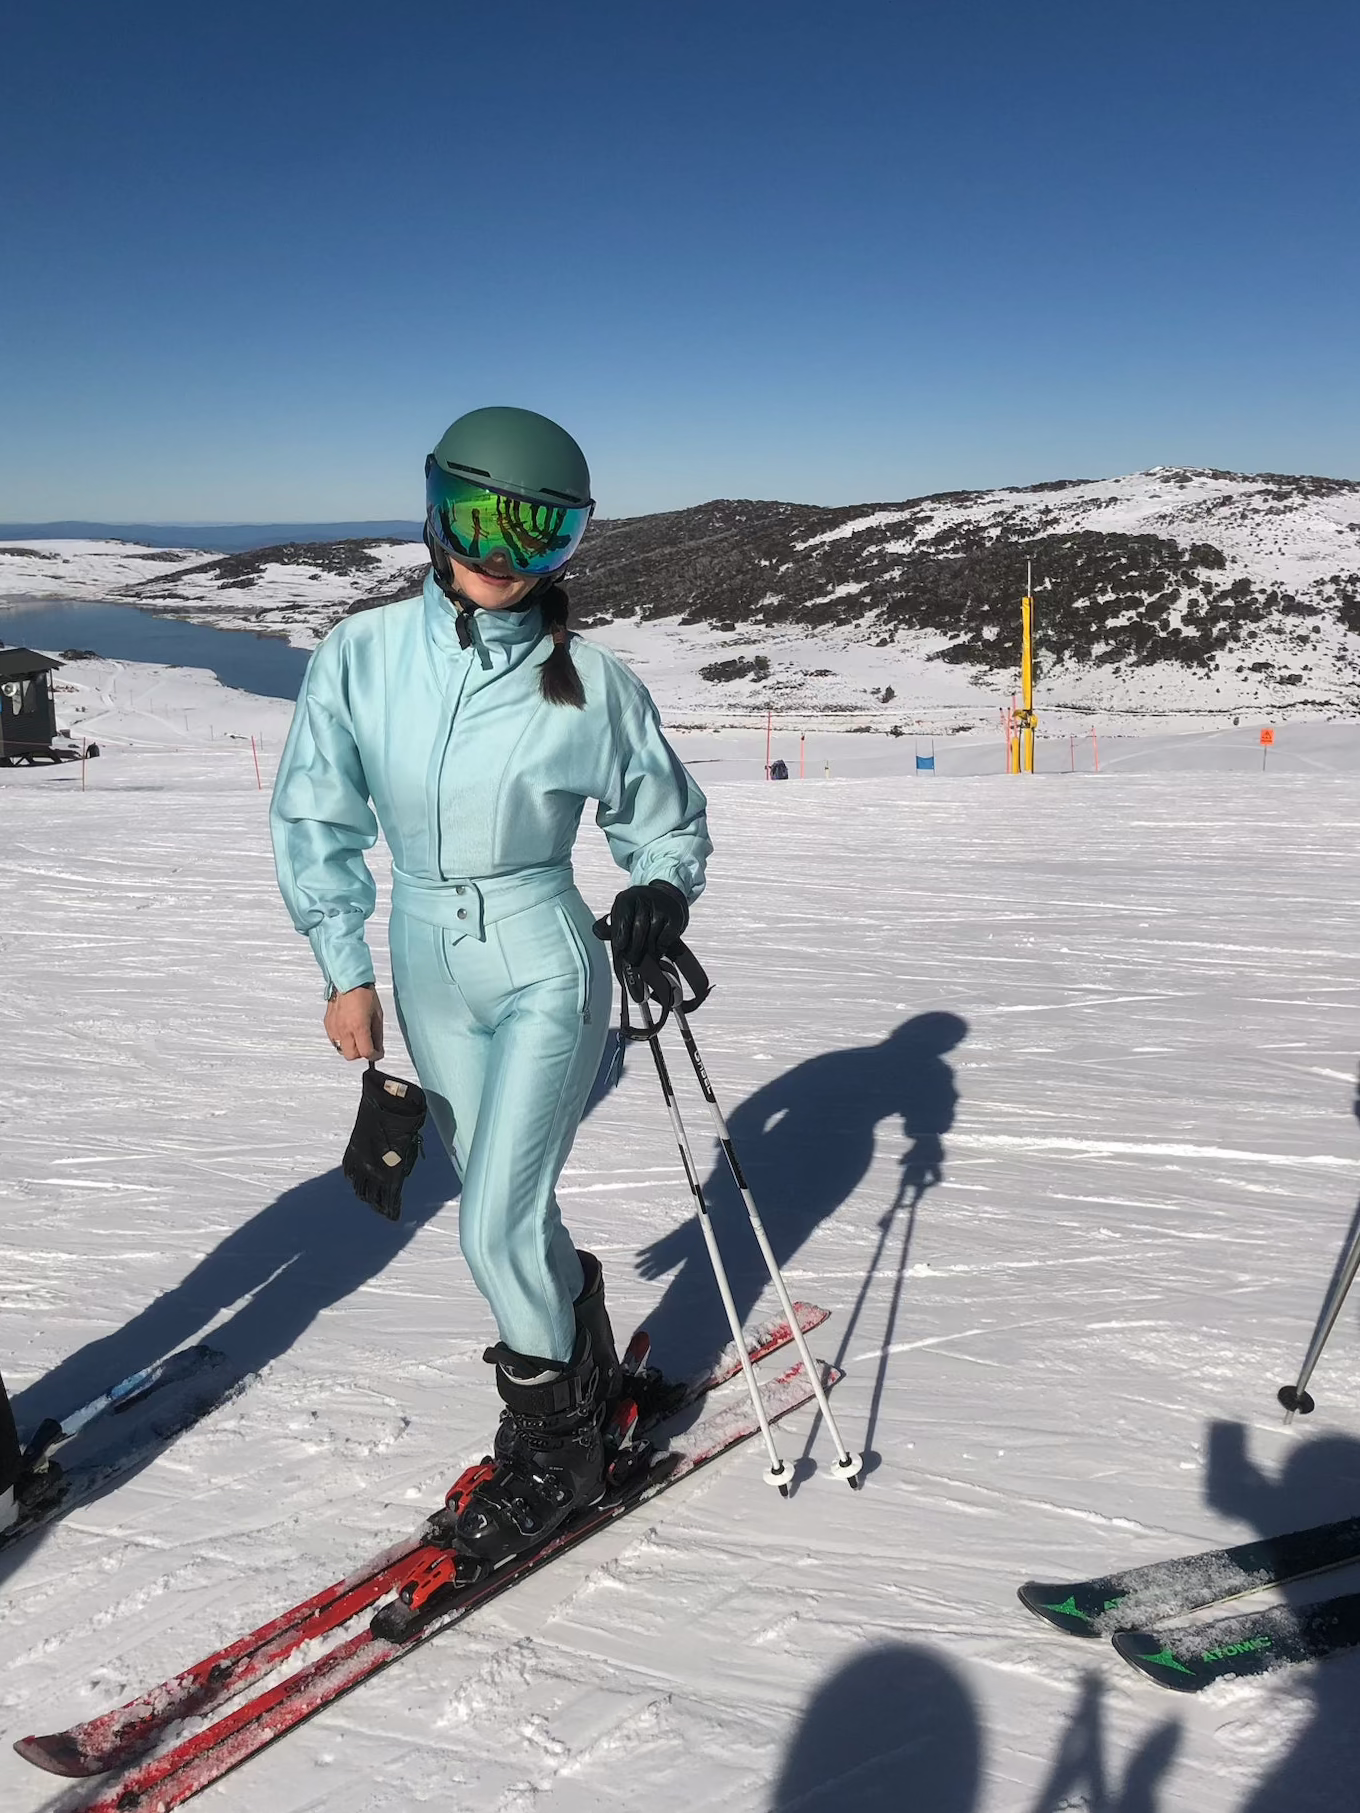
[0,649,64,764]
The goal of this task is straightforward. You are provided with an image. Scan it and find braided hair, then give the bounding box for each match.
[537,583,586,709]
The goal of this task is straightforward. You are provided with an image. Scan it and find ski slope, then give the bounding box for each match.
[2,667,1360,1812]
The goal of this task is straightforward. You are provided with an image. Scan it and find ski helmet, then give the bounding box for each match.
[426,407,594,578]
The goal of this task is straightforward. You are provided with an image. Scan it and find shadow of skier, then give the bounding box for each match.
[10,1139,462,1444]
[0,1145,462,1594]
[635,1011,968,1379]
[1202,1419,1360,1812]
[1,1033,627,1585]
[11,1030,628,1458]
[1027,1672,1180,1813]
[770,1642,982,1811]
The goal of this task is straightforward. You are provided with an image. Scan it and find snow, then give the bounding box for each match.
[3,660,1360,1811]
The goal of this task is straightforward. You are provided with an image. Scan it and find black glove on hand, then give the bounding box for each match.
[608,881,689,968]
[343,1064,428,1222]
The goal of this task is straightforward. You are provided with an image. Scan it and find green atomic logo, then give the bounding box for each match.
[1202,1636,1274,1663]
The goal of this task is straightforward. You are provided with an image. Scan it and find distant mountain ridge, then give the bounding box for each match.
[0,521,424,552]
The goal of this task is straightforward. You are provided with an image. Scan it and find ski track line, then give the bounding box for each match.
[950,1132,1357,1168]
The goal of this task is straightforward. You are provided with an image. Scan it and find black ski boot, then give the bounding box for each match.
[432,1329,604,1570]
[573,1251,622,1407]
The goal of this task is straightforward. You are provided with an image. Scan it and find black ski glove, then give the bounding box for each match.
[343,1064,428,1222]
[607,881,689,968]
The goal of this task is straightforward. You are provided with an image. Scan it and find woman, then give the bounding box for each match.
[270,407,710,1568]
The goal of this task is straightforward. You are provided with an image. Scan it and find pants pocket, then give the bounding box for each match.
[554,900,593,1023]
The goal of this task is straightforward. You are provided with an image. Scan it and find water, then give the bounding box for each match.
[0,600,310,701]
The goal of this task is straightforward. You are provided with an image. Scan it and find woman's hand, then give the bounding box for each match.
[608,881,689,966]
[325,983,385,1061]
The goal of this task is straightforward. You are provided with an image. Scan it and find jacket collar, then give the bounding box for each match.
[422,569,545,659]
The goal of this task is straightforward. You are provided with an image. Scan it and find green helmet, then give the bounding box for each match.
[429,406,593,510]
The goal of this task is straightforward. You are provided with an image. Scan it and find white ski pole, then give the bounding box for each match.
[636,994,794,1494]
[1278,1207,1360,1417]
[671,1003,864,1488]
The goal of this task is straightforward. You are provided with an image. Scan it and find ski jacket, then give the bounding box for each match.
[270,572,711,994]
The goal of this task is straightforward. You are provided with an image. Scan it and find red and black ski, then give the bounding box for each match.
[19,1302,829,1781]
[36,1357,840,1813]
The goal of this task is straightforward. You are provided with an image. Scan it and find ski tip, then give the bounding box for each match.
[792,1302,832,1333]
[14,1731,100,1778]
[1017,1581,1106,1638]
[1110,1630,1208,1692]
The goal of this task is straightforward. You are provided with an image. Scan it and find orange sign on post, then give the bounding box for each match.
[1260,728,1275,746]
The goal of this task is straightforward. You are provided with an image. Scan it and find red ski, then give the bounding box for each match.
[19,1302,829,1781]
[44,1358,840,1813]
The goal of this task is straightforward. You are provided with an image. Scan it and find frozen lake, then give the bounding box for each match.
[0,598,310,700]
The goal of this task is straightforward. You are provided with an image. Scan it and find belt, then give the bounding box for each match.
[390,863,574,938]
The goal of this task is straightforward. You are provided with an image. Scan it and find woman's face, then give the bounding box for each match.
[448,554,539,612]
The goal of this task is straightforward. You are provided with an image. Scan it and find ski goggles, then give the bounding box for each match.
[425,460,594,577]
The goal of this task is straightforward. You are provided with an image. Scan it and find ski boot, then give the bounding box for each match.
[0,1455,68,1542]
[573,1251,622,1406]
[574,1248,688,1428]
[374,1328,611,1639]
[573,1250,685,1431]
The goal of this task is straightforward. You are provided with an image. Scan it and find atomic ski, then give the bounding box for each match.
[48,1358,840,1813]
[3,1345,239,1555]
[1018,1513,1360,1638]
[20,1303,828,1780]
[1113,1589,1360,1692]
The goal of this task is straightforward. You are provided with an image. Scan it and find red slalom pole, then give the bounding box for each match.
[764,708,772,779]
[251,735,263,790]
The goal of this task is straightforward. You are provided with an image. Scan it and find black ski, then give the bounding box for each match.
[1019,1513,1360,1638]
[3,1345,241,1552]
[1113,1590,1360,1692]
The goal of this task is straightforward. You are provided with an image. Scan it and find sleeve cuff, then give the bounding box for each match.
[308,926,376,997]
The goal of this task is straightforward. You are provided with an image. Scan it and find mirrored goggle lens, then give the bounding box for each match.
[425,464,592,575]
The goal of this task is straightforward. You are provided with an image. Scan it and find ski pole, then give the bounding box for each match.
[635,993,793,1494]
[671,1004,864,1488]
[1278,1206,1360,1416]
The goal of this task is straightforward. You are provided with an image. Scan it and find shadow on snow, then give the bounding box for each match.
[635,1011,968,1445]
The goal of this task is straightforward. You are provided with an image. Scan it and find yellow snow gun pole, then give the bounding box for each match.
[1014,566,1038,773]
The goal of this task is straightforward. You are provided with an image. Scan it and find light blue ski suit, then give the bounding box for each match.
[270,573,710,1362]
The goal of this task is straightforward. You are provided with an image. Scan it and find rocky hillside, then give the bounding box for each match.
[568,470,1360,701]
[4,467,1359,726]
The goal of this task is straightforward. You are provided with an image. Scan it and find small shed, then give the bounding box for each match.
[0,648,62,764]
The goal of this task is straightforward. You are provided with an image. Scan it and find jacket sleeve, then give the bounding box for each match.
[596,689,712,902]
[269,638,380,994]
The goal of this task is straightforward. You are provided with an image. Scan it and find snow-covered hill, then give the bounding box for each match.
[3,467,1359,729]
[5,711,1360,1812]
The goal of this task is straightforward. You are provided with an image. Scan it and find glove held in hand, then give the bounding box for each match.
[343,1064,428,1222]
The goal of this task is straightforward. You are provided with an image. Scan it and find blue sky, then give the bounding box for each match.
[2,0,1357,520]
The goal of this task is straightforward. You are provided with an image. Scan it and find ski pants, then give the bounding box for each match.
[388,877,613,1364]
